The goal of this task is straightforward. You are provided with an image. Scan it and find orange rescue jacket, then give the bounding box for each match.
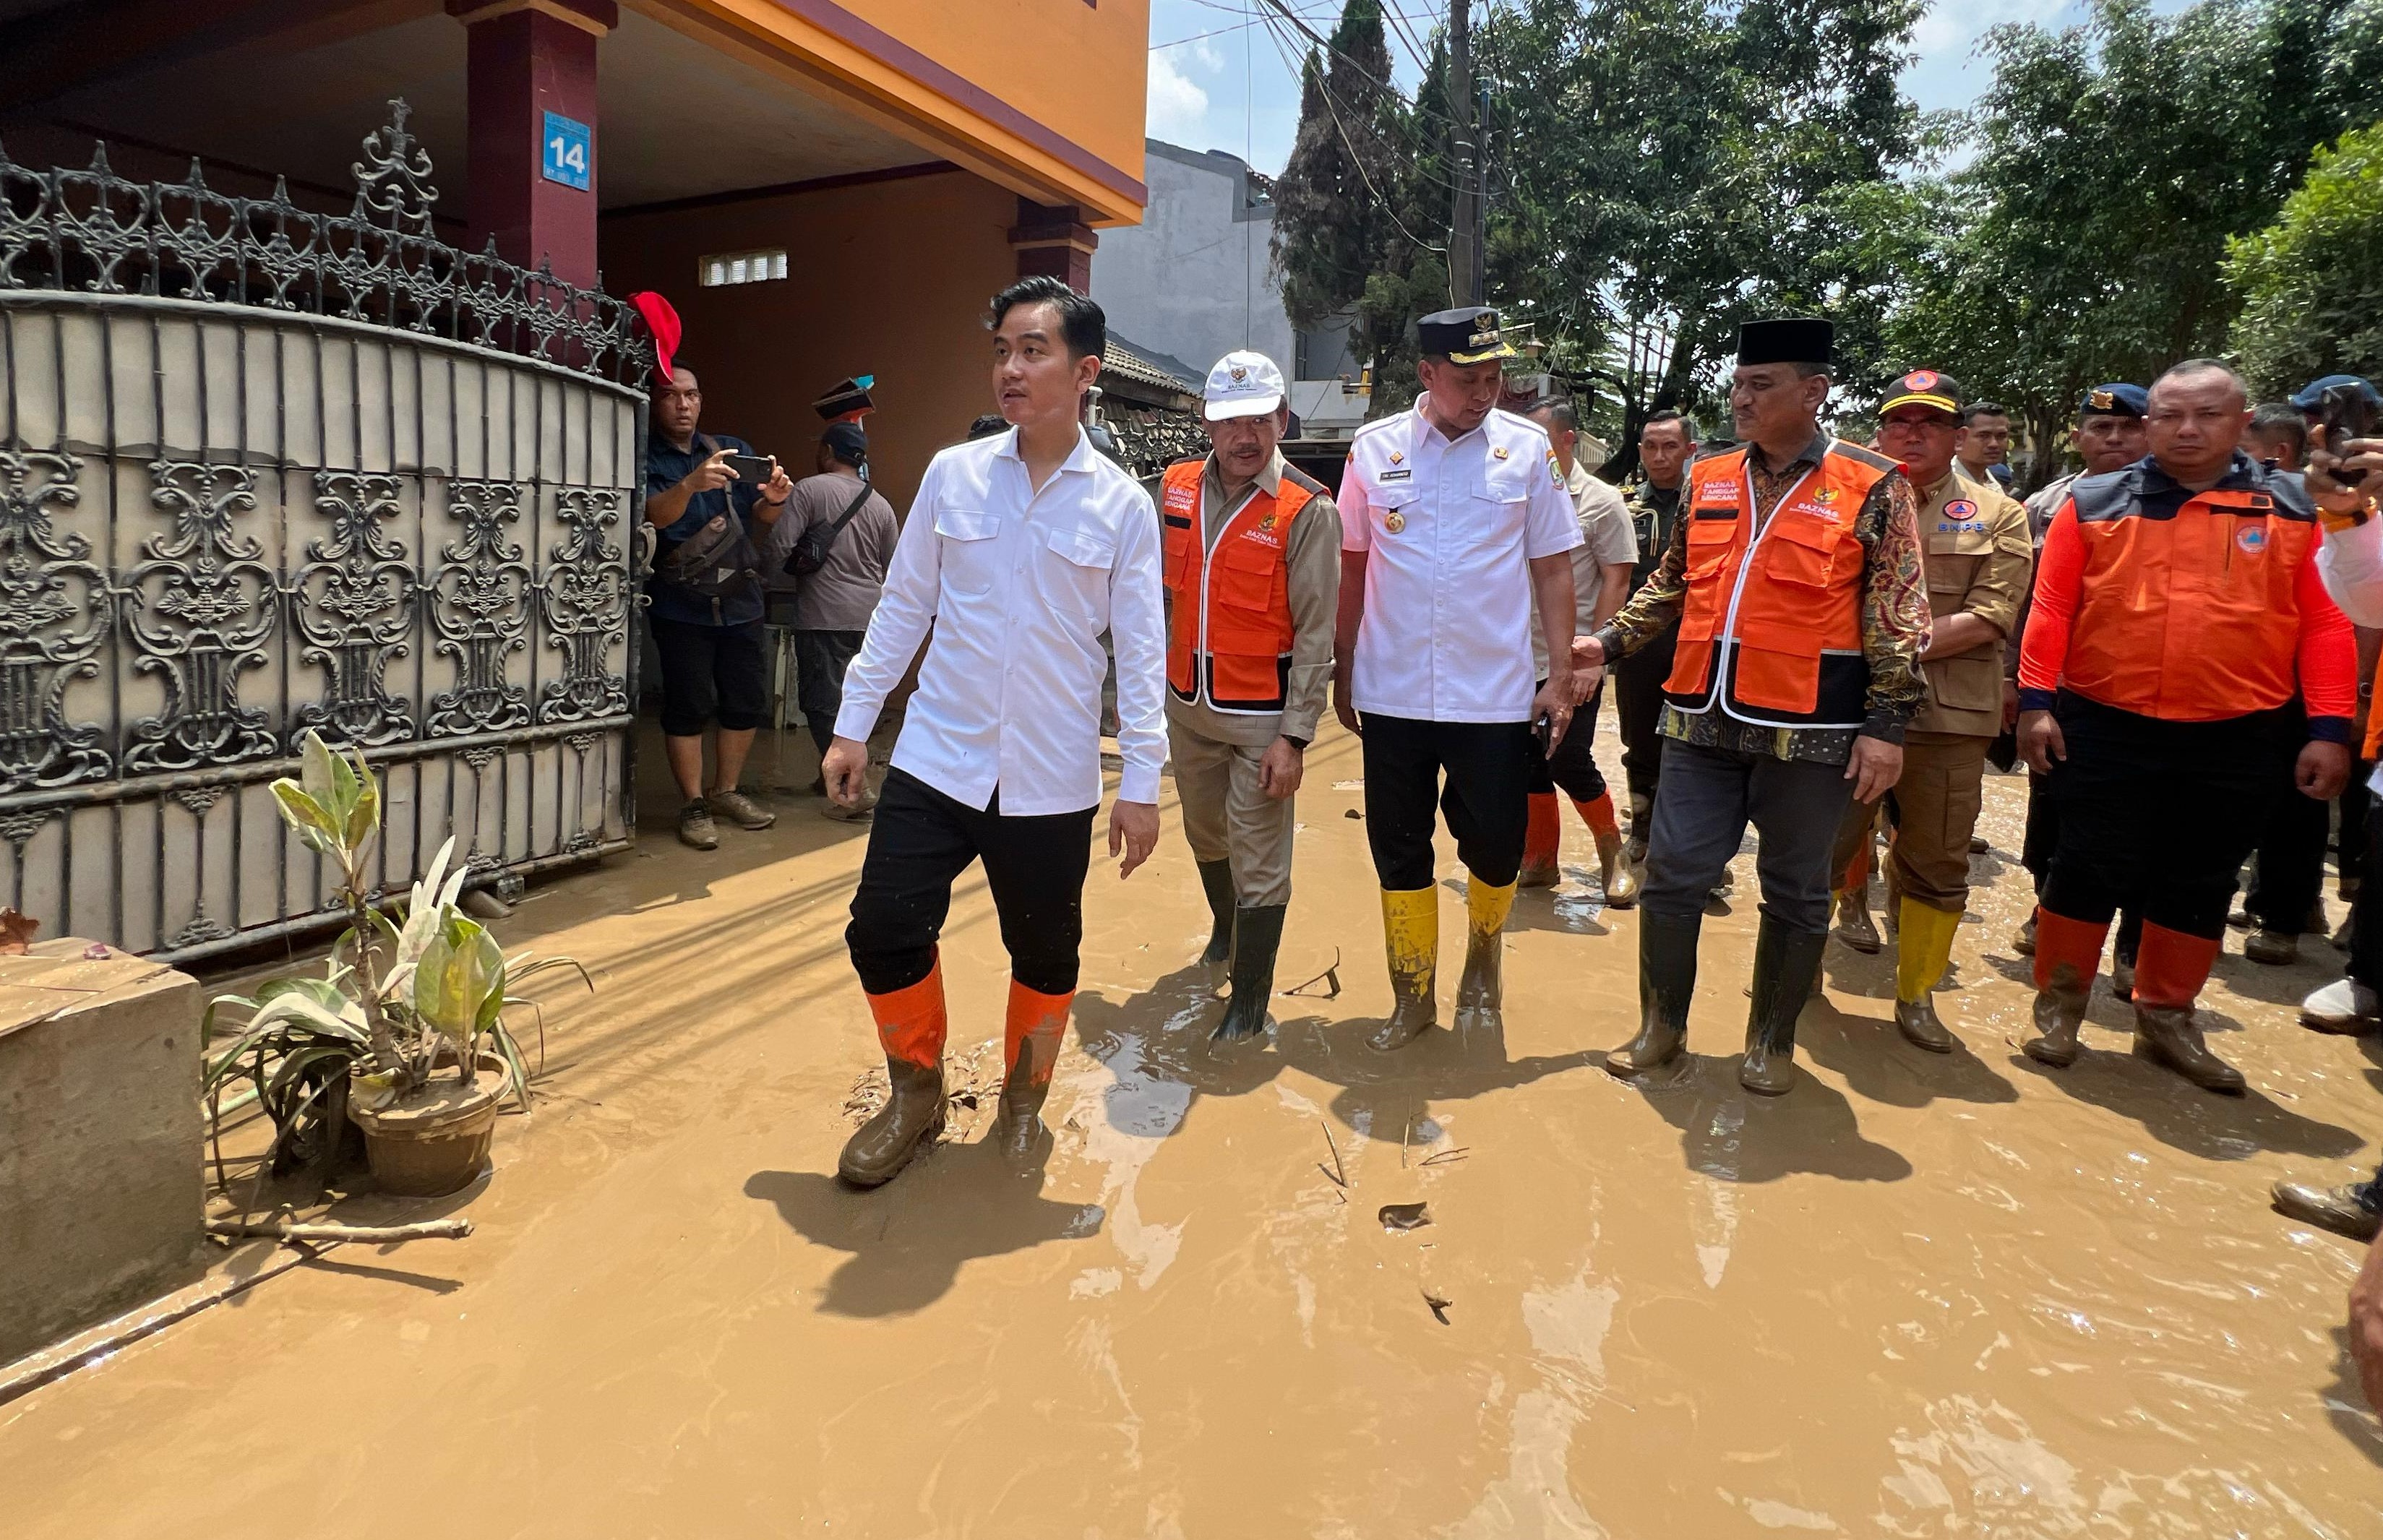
[1664,440,1896,726]
[1162,459,1313,715]
[2016,454,2356,734]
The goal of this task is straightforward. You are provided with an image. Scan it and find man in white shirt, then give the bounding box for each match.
[820,276,1166,1187]
[1519,397,1640,907]
[1334,307,1585,1051]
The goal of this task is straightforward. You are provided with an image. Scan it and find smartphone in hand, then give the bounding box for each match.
[722,452,776,482]
[2322,384,2374,487]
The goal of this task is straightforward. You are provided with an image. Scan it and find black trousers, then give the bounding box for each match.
[2350,791,2383,992]
[845,767,1094,997]
[794,628,867,755]
[1360,714,1533,890]
[1642,739,1852,932]
[1526,682,1608,803]
[2343,769,2371,890]
[1613,629,1677,801]
[2040,692,2297,939]
[2244,701,2327,932]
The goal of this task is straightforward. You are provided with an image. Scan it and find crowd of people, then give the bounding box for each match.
[637,277,2383,1412]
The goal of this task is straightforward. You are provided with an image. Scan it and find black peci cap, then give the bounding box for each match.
[1735,317,1834,368]
[1417,307,1518,365]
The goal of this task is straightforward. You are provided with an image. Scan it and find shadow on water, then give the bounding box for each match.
[2322,1324,2383,1470]
[744,1146,1105,1317]
[2006,1050,2363,1162]
[1799,999,2022,1110]
[1615,1044,1917,1184]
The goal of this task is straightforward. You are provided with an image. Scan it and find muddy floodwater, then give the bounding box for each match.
[6,715,2383,1536]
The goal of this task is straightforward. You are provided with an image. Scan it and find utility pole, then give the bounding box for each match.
[1448,0,1482,306]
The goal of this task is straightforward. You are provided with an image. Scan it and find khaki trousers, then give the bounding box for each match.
[1829,731,1990,913]
[1170,721,1297,906]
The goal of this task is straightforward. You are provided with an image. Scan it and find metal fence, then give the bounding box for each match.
[0,101,651,961]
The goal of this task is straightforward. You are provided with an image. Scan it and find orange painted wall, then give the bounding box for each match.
[599,168,1015,517]
[838,0,1148,189]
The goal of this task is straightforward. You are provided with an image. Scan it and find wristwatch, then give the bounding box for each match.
[1281,734,1310,751]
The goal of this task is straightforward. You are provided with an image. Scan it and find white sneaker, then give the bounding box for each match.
[2299,977,2381,1034]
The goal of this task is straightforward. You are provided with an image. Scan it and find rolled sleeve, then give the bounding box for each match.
[1108,494,1169,804]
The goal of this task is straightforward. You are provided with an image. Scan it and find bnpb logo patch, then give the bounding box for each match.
[1944,499,1977,519]
[2236,524,2268,555]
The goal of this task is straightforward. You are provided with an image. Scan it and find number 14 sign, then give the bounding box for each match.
[542,112,591,192]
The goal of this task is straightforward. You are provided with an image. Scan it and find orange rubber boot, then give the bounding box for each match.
[2130,924,2241,1092]
[1518,792,1562,888]
[1573,791,1637,907]
[840,960,949,1187]
[997,980,1074,1161]
[2024,909,2110,1069]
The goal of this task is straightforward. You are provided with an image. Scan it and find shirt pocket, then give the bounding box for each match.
[1683,509,1740,582]
[935,509,1002,597]
[1761,511,1845,590]
[1466,461,1540,535]
[1211,537,1280,614]
[1036,522,1115,624]
[1372,486,1422,540]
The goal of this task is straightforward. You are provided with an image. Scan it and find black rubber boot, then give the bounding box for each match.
[1214,904,1287,1043]
[1196,859,1236,994]
[838,1058,946,1188]
[1740,915,1826,1096]
[1607,910,1701,1078]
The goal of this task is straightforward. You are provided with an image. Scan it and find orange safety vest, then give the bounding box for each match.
[1160,458,1313,714]
[2063,466,2319,725]
[1664,440,1896,726]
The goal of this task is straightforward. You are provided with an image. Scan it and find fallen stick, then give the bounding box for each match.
[205,1218,473,1243]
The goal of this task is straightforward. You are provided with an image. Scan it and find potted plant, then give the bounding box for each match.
[203,731,589,1197]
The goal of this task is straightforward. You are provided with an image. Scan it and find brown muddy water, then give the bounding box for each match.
[5,716,2382,1536]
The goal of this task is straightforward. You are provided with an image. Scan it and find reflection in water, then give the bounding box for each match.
[1070,1027,1194,1291]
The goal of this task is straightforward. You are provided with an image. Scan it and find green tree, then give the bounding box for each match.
[1270,4,1408,333]
[2226,121,2383,395]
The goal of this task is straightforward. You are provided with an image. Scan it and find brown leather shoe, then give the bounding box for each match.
[2271,1179,2383,1241]
[2132,1004,2245,1093]
[2243,929,2298,965]
[838,1058,945,1187]
[708,786,776,831]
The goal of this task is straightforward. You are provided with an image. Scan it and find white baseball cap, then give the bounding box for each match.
[1203,350,1287,421]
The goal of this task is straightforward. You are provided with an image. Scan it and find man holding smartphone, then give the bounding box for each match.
[644,364,791,851]
[1334,307,1583,1051]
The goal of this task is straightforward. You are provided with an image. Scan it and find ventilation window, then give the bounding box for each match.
[700,249,789,287]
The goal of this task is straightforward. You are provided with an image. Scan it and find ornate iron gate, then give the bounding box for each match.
[0,103,651,961]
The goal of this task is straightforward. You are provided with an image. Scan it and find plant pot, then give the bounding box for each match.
[348,1057,510,1197]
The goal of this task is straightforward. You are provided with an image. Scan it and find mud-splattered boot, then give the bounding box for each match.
[1833,887,1881,954]
[1369,887,1438,1051]
[1455,874,1516,1019]
[1740,915,1826,1095]
[1575,792,1639,908]
[1607,908,1699,1079]
[2023,908,2109,1069]
[1893,897,1962,1054]
[840,963,949,1188]
[1625,790,1653,866]
[2270,1175,2383,1241]
[1196,859,1236,995]
[995,979,1074,1161]
[2129,923,2241,1093]
[1213,904,1286,1044]
[1517,793,1562,890]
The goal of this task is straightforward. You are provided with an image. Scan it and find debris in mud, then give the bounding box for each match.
[1332,780,1363,791]
[1418,1147,1471,1168]
[843,1041,1002,1145]
[1378,1202,1431,1231]
[1283,948,1343,999]
[0,906,36,955]
[1318,1119,1349,1189]
[1422,1289,1453,1325]
[1344,809,1363,820]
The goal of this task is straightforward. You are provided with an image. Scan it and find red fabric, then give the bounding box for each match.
[2131,922,2220,1010]
[2294,542,2358,721]
[1004,980,1073,1088]
[1524,793,1560,866]
[628,291,681,385]
[2030,907,2111,993]
[867,958,948,1069]
[1573,791,1620,840]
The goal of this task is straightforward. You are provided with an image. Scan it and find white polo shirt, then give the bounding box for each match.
[1342,398,1583,723]
[833,426,1167,816]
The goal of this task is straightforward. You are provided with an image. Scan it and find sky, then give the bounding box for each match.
[1145,0,2165,174]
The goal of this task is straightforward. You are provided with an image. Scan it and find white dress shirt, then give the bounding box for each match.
[2319,512,2383,627]
[1342,399,1583,722]
[833,426,1167,815]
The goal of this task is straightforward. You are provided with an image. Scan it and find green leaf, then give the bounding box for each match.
[342,744,381,853]
[414,912,505,1042]
[298,730,341,818]
[270,779,342,857]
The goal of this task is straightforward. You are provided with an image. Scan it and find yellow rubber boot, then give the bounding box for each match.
[1456,874,1517,1017]
[1892,897,1961,1053]
[1370,887,1439,1051]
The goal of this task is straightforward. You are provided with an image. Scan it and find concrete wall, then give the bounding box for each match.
[1092,140,1294,388]
[0,945,201,1364]
[600,167,1021,518]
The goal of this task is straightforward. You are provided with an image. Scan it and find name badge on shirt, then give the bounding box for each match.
[1378,467,1412,482]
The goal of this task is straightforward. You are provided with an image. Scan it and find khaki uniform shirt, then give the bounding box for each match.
[1164,449,1343,748]
[1531,463,1638,678]
[1915,468,2033,737]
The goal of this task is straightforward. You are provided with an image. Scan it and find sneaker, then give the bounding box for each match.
[2300,976,2382,1033]
[677,799,718,850]
[2243,929,2299,965]
[708,787,776,830]
[820,791,876,822]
